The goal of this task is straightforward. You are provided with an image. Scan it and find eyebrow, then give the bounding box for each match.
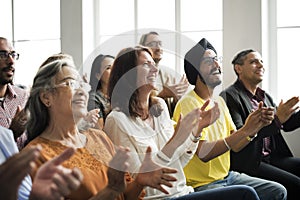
[57,76,76,83]
[0,50,16,53]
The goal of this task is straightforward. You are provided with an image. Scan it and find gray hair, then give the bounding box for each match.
[26,58,75,143]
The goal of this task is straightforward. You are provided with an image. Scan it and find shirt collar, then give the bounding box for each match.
[238,79,265,101]
[6,84,18,98]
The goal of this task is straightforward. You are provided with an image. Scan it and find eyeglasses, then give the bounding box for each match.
[201,56,223,66]
[0,50,20,61]
[145,41,162,48]
[54,79,91,92]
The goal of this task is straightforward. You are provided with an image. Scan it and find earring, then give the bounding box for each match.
[45,102,51,107]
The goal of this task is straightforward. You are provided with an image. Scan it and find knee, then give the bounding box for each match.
[272,183,287,200]
[238,186,259,200]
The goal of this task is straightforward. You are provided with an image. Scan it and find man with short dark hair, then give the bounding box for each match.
[0,37,28,149]
[139,32,189,116]
[220,49,300,200]
[173,38,287,200]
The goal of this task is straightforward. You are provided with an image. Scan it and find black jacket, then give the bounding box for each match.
[220,79,300,174]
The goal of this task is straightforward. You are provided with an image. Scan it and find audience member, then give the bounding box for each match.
[173,38,287,200]
[0,37,28,149]
[220,49,300,199]
[139,31,189,116]
[88,54,114,130]
[104,45,261,200]
[39,52,99,131]
[23,58,178,200]
[0,126,83,200]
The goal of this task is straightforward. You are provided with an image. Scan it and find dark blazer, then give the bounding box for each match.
[220,79,300,174]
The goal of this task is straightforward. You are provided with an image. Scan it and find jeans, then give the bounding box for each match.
[194,171,287,200]
[168,185,259,200]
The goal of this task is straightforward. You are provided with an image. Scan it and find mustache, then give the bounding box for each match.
[210,68,221,74]
[1,65,14,73]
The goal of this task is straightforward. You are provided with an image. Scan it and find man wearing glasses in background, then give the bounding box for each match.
[0,37,28,149]
[139,31,189,116]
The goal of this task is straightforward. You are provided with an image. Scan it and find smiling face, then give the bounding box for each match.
[0,38,16,85]
[98,56,114,86]
[144,34,163,64]
[198,49,222,88]
[51,66,89,121]
[136,50,159,90]
[235,51,264,85]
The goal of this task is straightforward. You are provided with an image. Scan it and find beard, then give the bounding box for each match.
[0,65,14,85]
[199,69,222,89]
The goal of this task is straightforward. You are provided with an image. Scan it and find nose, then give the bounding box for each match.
[6,54,15,64]
[151,63,159,72]
[74,87,88,98]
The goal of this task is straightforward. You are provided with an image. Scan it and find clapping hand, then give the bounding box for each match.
[31,147,83,200]
[276,96,299,124]
[135,147,177,194]
[0,145,41,200]
[106,146,131,194]
[244,102,274,136]
[160,75,189,100]
[194,100,220,136]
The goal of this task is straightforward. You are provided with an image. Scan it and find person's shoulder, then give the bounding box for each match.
[178,90,198,103]
[0,126,13,139]
[153,96,166,105]
[0,127,18,158]
[220,82,241,100]
[84,128,112,143]
[9,84,29,97]
[221,83,238,94]
[107,109,128,120]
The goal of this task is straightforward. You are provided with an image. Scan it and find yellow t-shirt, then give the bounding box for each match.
[173,90,236,188]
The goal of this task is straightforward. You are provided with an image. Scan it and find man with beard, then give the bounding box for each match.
[139,31,189,116]
[0,37,29,149]
[220,49,300,199]
[172,38,287,200]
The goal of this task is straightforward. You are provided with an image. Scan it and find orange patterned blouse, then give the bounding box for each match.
[24,128,139,200]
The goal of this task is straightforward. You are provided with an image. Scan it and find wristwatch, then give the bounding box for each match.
[246,133,257,142]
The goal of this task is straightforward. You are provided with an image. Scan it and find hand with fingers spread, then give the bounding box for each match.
[194,100,220,136]
[30,147,83,200]
[106,146,130,194]
[77,109,100,131]
[276,96,299,124]
[135,147,177,195]
[170,108,202,146]
[84,108,100,127]
[0,145,41,200]
[160,75,189,100]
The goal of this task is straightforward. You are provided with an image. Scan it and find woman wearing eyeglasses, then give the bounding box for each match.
[22,57,178,200]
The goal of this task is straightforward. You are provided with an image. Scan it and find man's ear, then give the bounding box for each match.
[234,64,242,75]
[39,90,52,107]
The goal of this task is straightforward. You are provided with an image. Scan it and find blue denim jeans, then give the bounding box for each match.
[168,185,259,200]
[194,171,287,200]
